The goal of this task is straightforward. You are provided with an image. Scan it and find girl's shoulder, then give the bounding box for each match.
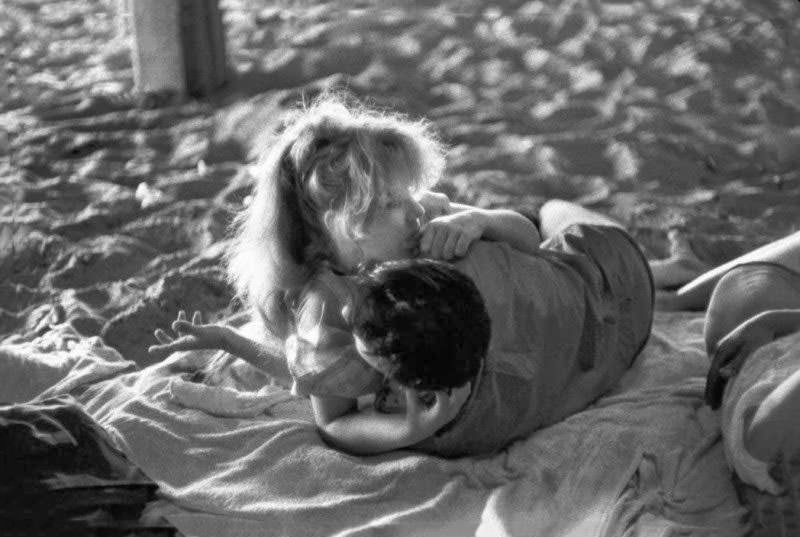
[287,269,384,399]
[300,269,356,303]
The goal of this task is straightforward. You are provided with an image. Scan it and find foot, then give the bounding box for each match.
[745,368,800,463]
[650,229,710,289]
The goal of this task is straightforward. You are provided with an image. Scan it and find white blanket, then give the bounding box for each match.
[1,313,749,536]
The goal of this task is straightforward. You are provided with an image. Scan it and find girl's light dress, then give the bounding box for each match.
[286,224,654,457]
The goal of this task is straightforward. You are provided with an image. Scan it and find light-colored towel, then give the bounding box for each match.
[2,312,750,536]
[0,322,136,404]
[168,377,305,418]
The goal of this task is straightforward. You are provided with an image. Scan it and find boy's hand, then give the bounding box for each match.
[419,210,486,260]
[148,310,233,360]
[705,315,775,408]
[415,190,450,221]
[403,384,470,442]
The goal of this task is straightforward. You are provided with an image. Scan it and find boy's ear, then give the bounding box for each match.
[341,301,354,324]
[355,259,380,275]
[342,285,368,325]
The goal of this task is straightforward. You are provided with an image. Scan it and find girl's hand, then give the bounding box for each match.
[705,315,775,409]
[415,190,450,221]
[403,384,470,442]
[419,210,487,260]
[148,310,233,360]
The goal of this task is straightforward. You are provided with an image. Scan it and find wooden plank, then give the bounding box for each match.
[205,0,229,88]
[129,0,186,97]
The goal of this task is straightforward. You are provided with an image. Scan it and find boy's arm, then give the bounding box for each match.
[313,399,432,455]
[311,386,469,456]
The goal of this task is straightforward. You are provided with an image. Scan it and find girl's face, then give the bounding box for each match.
[331,190,425,271]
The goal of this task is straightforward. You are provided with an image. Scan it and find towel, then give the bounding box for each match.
[1,312,749,536]
[168,377,305,418]
[0,322,136,404]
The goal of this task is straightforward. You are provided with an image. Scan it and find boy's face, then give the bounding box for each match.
[353,334,395,379]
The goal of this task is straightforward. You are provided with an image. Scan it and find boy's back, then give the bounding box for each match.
[416,225,653,457]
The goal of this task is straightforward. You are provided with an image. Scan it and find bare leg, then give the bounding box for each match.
[654,230,800,311]
[539,201,710,297]
[649,229,711,289]
[539,199,623,240]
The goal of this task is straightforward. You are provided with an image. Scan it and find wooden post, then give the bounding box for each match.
[126,0,228,102]
[179,0,229,97]
[128,0,187,98]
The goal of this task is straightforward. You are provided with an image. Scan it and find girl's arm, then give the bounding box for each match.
[417,191,541,259]
[149,310,292,385]
[453,203,542,253]
[311,386,469,455]
[221,328,291,385]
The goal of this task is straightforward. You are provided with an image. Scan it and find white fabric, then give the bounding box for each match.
[169,377,300,418]
[719,330,800,494]
[0,313,751,536]
[0,322,135,404]
[723,382,777,493]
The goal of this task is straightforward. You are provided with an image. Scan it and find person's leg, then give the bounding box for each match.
[649,229,710,290]
[538,200,711,295]
[538,199,623,240]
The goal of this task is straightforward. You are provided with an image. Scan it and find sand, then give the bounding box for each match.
[1,0,799,366]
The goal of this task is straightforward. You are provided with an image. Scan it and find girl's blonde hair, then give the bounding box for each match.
[226,95,446,336]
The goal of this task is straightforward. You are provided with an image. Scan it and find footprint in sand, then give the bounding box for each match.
[44,236,158,289]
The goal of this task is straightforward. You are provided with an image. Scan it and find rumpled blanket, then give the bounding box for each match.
[0,313,751,536]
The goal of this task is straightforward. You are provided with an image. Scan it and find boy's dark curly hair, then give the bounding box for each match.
[351,258,491,391]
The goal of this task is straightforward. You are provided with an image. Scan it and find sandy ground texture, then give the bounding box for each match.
[1,0,799,366]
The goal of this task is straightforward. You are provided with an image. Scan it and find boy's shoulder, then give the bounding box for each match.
[456,240,525,273]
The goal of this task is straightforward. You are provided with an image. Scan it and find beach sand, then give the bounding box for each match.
[1,0,799,366]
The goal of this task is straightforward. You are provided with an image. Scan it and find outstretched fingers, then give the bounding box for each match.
[153,328,174,344]
[150,310,205,358]
[172,310,206,333]
[148,335,198,357]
